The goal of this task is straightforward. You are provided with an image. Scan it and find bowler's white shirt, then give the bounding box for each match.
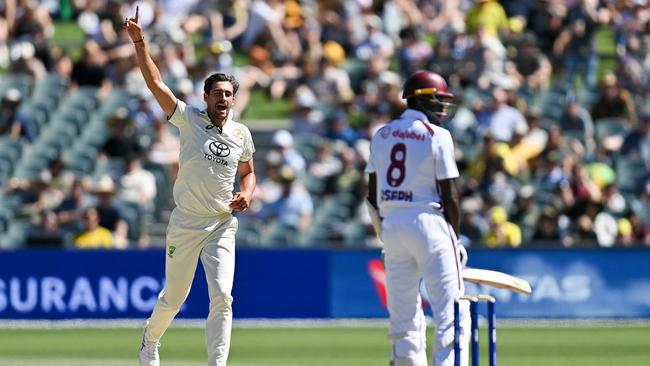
[366,109,458,216]
[169,100,255,217]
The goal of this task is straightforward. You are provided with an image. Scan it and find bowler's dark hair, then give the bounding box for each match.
[204,73,239,95]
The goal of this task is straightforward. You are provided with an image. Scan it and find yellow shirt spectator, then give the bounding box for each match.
[73,207,114,249]
[74,227,113,249]
[484,206,522,248]
[465,0,509,39]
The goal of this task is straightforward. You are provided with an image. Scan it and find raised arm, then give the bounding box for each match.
[124,6,177,117]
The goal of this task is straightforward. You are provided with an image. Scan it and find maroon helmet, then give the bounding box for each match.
[402,70,456,124]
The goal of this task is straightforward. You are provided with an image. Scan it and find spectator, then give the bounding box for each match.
[73,207,113,249]
[459,196,489,245]
[56,178,92,232]
[565,213,598,247]
[531,206,562,243]
[483,205,522,248]
[71,39,112,91]
[616,217,635,247]
[119,154,157,212]
[248,150,284,213]
[397,26,433,77]
[147,117,181,180]
[620,113,650,164]
[559,93,596,155]
[101,107,143,160]
[330,145,363,196]
[0,88,36,142]
[291,87,324,135]
[590,72,636,125]
[512,33,552,90]
[554,0,600,89]
[256,165,313,233]
[118,153,157,246]
[465,0,509,41]
[510,184,542,240]
[324,109,358,146]
[8,41,47,80]
[486,86,528,142]
[130,92,161,130]
[271,129,305,174]
[90,175,128,249]
[25,210,68,248]
[308,140,342,181]
[467,133,506,188]
[354,15,394,61]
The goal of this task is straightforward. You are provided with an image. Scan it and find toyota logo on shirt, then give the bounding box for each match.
[209,141,230,157]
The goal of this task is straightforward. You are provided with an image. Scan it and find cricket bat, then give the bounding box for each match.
[463,267,532,295]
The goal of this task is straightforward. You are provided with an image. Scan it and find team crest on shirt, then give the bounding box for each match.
[379,126,391,139]
[232,126,245,142]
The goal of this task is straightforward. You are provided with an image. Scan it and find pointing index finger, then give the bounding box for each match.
[135,5,139,23]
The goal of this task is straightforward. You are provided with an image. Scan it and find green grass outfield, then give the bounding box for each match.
[0,324,649,365]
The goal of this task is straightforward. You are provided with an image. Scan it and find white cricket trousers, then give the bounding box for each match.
[382,208,470,366]
[145,208,238,366]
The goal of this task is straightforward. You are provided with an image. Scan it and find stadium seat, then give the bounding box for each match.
[293,133,322,165]
[312,196,351,227]
[48,119,78,141]
[20,101,49,128]
[342,221,369,247]
[235,227,261,247]
[55,107,89,133]
[561,129,587,146]
[0,137,23,162]
[38,132,70,154]
[302,174,327,197]
[92,158,124,180]
[143,162,173,220]
[0,74,31,97]
[259,221,299,247]
[462,86,490,106]
[235,219,262,247]
[29,92,59,113]
[0,219,30,249]
[297,226,330,247]
[0,158,12,182]
[576,87,600,109]
[0,203,15,233]
[114,200,143,245]
[594,118,629,140]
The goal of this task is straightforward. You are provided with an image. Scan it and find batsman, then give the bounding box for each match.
[366,71,471,366]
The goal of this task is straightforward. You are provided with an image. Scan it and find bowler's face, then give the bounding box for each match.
[205,81,234,123]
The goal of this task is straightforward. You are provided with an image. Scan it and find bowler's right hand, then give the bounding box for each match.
[123,5,143,42]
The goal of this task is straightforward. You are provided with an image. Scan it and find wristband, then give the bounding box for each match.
[133,37,144,44]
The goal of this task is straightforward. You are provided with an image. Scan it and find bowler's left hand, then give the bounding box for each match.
[229,192,251,212]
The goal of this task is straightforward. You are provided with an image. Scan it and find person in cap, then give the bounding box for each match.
[366,70,470,366]
[0,88,36,142]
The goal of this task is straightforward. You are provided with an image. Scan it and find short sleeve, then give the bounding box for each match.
[167,99,188,128]
[435,129,460,180]
[239,125,256,162]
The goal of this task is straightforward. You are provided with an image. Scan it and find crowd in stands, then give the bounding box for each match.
[0,0,648,250]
